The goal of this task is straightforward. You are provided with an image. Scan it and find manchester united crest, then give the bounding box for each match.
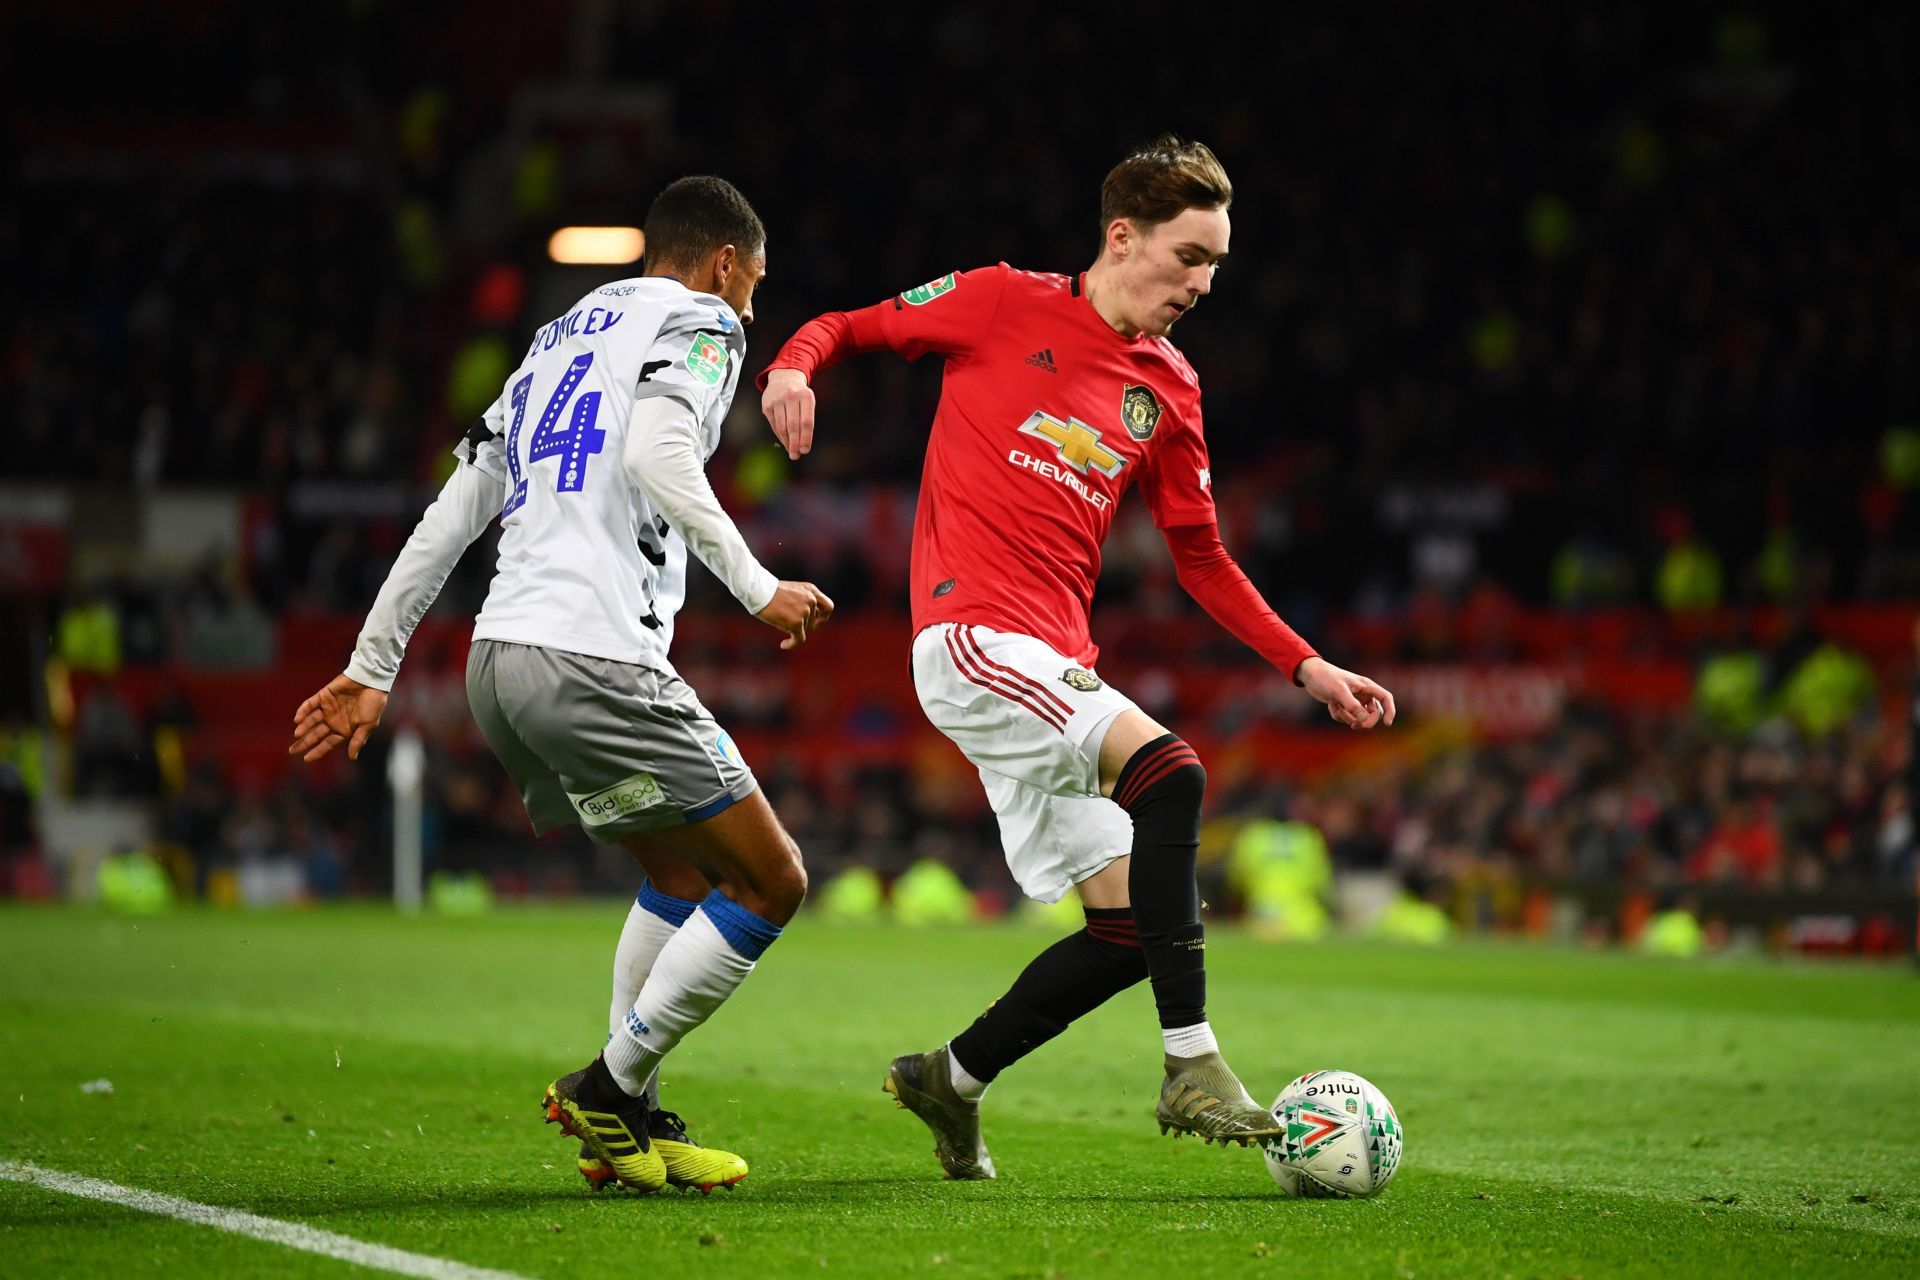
[1061,667,1104,692]
[1121,384,1162,441]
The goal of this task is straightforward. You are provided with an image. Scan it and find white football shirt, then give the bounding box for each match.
[463,277,749,673]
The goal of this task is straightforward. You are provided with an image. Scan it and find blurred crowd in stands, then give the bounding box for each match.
[13,603,1914,926]
[3,4,1917,935]
[10,6,1920,610]
[1299,696,1913,901]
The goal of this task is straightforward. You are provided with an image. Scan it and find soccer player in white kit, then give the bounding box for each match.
[290,177,832,1195]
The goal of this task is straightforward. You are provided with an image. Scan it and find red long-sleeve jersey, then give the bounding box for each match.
[762,263,1316,678]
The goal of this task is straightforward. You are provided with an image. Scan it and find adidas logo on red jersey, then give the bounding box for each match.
[1024,348,1058,373]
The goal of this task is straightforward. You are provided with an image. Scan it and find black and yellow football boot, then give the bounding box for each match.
[650,1110,749,1194]
[576,1111,748,1194]
[542,1057,666,1193]
[576,1142,618,1193]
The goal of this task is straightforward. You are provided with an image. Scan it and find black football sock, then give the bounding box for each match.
[1113,733,1208,1030]
[948,908,1147,1083]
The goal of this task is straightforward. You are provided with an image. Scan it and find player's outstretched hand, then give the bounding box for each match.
[1297,657,1397,731]
[756,580,835,651]
[761,368,815,460]
[289,673,389,763]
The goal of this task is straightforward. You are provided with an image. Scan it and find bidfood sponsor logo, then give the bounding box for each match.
[569,771,668,826]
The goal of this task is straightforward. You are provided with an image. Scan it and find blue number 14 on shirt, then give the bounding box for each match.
[502,352,606,517]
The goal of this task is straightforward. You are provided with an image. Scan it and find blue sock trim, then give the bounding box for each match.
[636,879,698,927]
[699,890,782,961]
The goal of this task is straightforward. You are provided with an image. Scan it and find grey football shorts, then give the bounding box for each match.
[465,639,757,843]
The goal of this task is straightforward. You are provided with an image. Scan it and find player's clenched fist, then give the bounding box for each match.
[755,580,835,650]
[760,368,815,460]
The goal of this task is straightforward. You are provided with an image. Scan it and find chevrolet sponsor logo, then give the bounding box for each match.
[1016,412,1125,477]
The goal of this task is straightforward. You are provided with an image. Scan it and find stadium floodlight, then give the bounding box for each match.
[548,226,644,265]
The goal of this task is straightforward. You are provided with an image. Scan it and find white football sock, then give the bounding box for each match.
[608,897,680,1031]
[603,901,766,1096]
[946,1045,990,1102]
[607,895,684,1105]
[1162,1020,1219,1059]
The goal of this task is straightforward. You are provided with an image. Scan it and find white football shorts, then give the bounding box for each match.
[911,623,1139,903]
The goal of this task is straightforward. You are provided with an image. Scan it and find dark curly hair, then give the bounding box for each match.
[644,175,765,270]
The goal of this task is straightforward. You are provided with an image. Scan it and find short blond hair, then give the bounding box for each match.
[1098,134,1232,248]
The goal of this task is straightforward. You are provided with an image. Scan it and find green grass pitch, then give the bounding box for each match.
[2,905,1917,1278]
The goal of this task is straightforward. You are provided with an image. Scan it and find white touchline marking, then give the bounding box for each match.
[0,1161,532,1280]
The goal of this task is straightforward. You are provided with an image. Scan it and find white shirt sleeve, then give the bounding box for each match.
[344,460,506,691]
[641,295,745,423]
[623,395,779,615]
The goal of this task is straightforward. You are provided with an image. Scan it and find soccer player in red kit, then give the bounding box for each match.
[760,136,1396,1176]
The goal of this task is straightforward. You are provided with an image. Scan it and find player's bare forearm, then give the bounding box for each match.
[289,673,389,763]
